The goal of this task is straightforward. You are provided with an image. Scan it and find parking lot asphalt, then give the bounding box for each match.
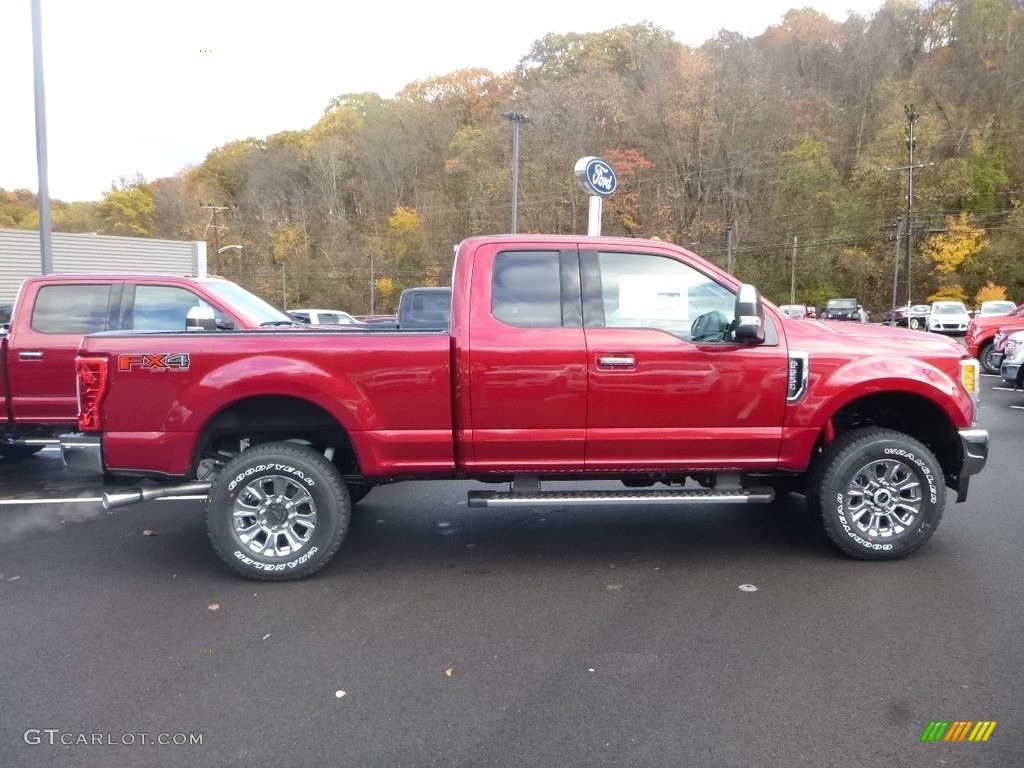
[1,378,1022,768]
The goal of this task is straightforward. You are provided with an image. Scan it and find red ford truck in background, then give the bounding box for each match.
[1,273,295,459]
[965,303,1024,373]
[62,235,989,580]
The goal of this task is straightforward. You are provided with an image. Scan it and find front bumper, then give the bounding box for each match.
[955,427,989,502]
[1001,361,1021,386]
[60,433,103,474]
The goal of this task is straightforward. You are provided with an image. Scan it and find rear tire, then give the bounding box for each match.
[909,317,922,330]
[806,428,944,560]
[207,442,350,581]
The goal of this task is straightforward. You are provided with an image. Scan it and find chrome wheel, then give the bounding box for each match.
[844,458,922,539]
[808,428,944,560]
[232,474,317,557]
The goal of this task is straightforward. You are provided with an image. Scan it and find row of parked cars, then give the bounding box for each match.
[777,295,1023,386]
[879,299,1016,334]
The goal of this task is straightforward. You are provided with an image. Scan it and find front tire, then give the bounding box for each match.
[979,342,999,375]
[807,428,944,560]
[909,317,922,330]
[207,442,350,581]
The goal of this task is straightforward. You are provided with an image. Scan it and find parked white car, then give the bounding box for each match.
[927,301,971,335]
[977,300,1017,318]
[287,309,361,325]
[1000,330,1024,388]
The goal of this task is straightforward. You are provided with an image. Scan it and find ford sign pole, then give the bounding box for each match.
[574,157,617,236]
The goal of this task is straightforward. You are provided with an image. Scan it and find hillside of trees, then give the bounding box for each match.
[3,0,1024,315]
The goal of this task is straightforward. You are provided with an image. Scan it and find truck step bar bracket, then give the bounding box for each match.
[467,487,775,508]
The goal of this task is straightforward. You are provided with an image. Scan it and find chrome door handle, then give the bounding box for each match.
[598,355,635,367]
[19,351,44,360]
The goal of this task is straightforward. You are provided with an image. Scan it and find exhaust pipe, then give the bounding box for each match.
[103,482,213,510]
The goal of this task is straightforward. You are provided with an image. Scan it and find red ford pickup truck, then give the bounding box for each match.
[1,273,294,459]
[964,303,1024,374]
[62,235,988,580]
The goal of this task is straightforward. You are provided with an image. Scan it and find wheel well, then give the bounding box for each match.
[194,395,359,477]
[827,392,961,481]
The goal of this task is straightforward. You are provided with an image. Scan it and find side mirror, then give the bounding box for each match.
[734,284,766,344]
[186,306,217,331]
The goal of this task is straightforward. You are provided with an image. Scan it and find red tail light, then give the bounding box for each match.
[76,356,109,432]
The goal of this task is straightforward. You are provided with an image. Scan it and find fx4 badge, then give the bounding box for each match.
[117,353,191,372]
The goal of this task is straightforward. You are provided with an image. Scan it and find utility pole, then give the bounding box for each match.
[369,254,375,315]
[501,112,531,234]
[890,216,903,316]
[201,204,229,262]
[904,105,917,308]
[725,224,734,273]
[791,237,798,303]
[884,107,933,309]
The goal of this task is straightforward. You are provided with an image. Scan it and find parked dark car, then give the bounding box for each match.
[882,303,931,329]
[821,297,866,322]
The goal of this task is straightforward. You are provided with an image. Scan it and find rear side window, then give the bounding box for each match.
[31,284,112,334]
[129,285,212,331]
[491,251,563,328]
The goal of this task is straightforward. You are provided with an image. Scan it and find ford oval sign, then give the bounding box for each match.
[574,156,618,197]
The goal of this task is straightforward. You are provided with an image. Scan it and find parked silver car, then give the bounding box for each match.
[1000,329,1024,388]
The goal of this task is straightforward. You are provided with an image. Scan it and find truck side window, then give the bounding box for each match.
[130,285,214,331]
[595,251,736,341]
[31,284,113,334]
[492,251,562,328]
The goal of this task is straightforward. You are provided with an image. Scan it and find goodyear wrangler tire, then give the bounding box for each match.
[806,428,945,560]
[207,442,350,581]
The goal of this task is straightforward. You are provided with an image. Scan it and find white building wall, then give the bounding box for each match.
[0,229,206,303]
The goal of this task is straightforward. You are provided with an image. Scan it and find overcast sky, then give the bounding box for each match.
[1,0,883,202]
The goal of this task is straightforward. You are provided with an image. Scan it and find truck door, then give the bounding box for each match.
[457,245,587,472]
[580,248,789,472]
[6,281,121,424]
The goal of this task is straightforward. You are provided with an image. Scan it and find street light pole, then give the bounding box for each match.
[30,0,53,274]
[501,112,531,234]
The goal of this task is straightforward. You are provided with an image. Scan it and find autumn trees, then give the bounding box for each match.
[6,0,1024,315]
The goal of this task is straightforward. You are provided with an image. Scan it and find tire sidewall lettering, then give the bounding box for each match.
[227,463,317,492]
[232,546,320,571]
[835,491,894,551]
[882,447,938,503]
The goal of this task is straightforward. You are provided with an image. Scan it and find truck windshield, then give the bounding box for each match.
[201,280,294,325]
[827,299,857,309]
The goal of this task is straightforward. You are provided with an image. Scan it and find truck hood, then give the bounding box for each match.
[784,318,966,357]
